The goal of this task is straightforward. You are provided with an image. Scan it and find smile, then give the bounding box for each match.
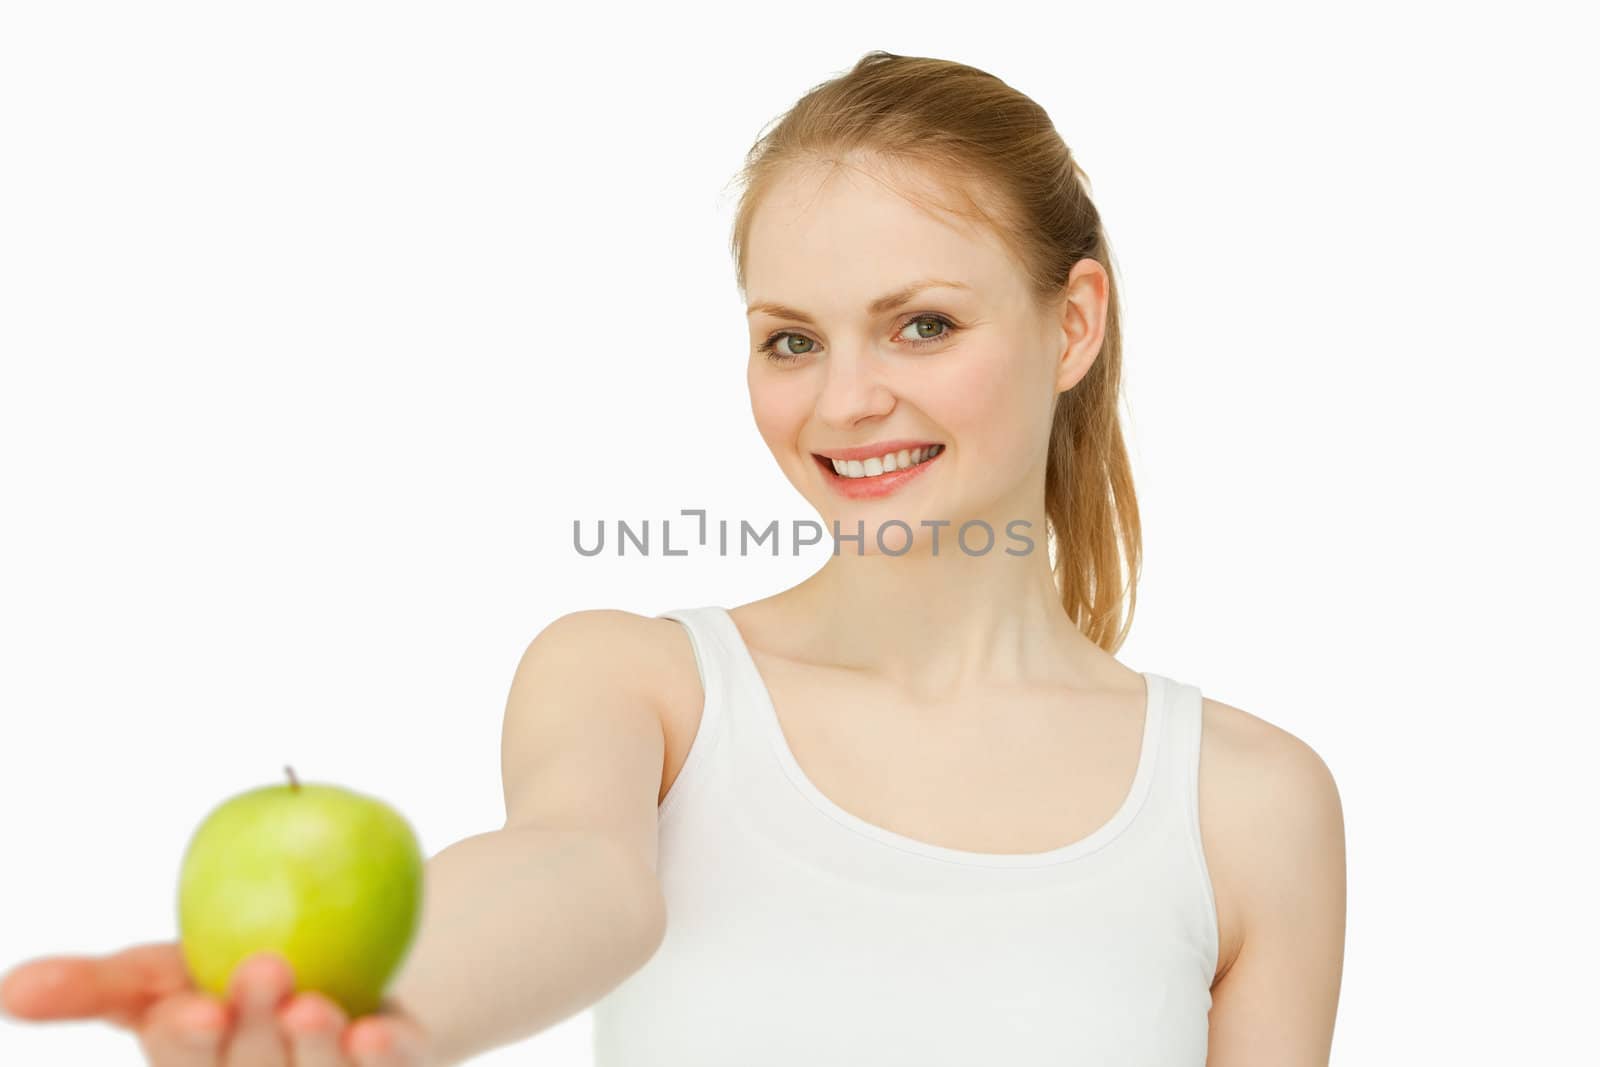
[818,444,944,479]
[811,444,945,500]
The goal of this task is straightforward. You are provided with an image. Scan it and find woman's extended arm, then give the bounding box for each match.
[389,608,672,1065]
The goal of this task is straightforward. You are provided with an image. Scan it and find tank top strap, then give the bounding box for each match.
[653,605,740,822]
[1146,673,1206,837]
[1141,671,1221,971]
[655,605,730,691]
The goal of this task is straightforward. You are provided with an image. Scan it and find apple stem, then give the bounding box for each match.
[285,765,300,792]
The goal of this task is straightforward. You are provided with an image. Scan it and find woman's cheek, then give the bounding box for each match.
[748,378,803,445]
[933,346,1029,460]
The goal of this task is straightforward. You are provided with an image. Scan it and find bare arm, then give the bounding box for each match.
[384,824,664,1066]
[1206,723,1346,1066]
[385,609,672,1066]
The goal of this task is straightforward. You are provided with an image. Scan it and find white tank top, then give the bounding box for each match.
[590,604,1219,1065]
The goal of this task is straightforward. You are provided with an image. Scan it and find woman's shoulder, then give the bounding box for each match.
[1197,694,1345,983]
[1197,695,1340,834]
[530,607,704,720]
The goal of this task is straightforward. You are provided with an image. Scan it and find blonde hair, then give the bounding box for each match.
[726,50,1142,653]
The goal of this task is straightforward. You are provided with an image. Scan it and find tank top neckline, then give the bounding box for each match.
[705,604,1167,870]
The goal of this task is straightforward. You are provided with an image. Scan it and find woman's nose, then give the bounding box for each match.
[814,345,894,425]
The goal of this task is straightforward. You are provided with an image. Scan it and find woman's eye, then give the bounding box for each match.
[756,313,958,364]
[898,314,954,345]
[758,332,817,362]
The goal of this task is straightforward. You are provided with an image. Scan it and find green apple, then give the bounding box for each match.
[177,766,424,1018]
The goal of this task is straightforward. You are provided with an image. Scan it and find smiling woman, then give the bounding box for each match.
[583,49,1346,1067]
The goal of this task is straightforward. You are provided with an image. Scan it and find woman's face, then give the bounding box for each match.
[743,162,1079,557]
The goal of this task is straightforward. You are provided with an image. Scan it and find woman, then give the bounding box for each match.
[0,50,1345,1066]
[588,50,1345,1065]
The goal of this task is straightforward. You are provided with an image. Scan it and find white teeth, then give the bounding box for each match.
[826,444,944,479]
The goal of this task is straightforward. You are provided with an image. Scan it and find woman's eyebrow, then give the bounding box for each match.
[746,278,972,325]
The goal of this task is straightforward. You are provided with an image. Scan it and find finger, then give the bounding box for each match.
[222,952,293,1067]
[344,1011,431,1067]
[136,990,229,1067]
[1,942,190,1026]
[277,990,349,1067]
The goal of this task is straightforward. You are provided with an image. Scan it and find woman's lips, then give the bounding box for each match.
[812,447,944,500]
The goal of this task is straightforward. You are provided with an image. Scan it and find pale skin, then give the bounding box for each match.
[642,156,1345,1062]
[0,942,429,1065]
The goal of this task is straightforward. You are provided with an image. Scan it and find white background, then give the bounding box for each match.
[2,2,1595,1063]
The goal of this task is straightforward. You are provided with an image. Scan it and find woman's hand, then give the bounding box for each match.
[1,941,431,1066]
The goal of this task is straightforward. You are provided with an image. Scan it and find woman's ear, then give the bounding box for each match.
[1053,258,1110,394]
